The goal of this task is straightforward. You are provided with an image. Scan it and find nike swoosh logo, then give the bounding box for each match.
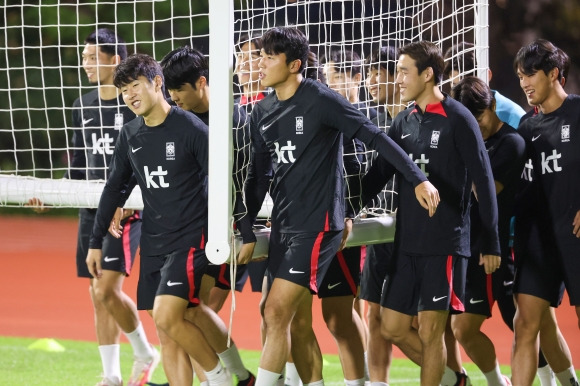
[132,147,143,153]
[469,298,484,304]
[261,122,274,131]
[432,295,447,302]
[103,256,119,262]
[401,133,411,139]
[503,280,514,287]
[82,118,94,125]
[327,282,341,290]
[167,280,183,287]
[289,268,304,274]
[531,134,541,141]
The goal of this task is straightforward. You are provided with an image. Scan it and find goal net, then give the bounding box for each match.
[0,1,487,261]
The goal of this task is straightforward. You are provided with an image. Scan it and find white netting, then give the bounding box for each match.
[1,0,486,236]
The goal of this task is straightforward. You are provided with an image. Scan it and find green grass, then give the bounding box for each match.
[0,336,560,385]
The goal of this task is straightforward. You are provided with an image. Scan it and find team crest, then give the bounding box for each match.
[166,142,175,160]
[561,125,570,142]
[296,116,304,135]
[114,113,124,130]
[430,130,440,148]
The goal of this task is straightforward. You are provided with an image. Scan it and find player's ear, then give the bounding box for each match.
[424,66,434,83]
[289,58,302,74]
[197,76,207,89]
[153,75,163,91]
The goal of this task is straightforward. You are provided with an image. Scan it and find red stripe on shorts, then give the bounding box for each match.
[187,248,199,305]
[336,250,357,295]
[447,255,465,312]
[309,212,330,292]
[218,264,230,287]
[486,273,494,315]
[122,220,132,275]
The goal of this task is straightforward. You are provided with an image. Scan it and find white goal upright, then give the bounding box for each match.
[0,1,488,263]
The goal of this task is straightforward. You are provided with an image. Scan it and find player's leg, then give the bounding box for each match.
[416,310,449,386]
[156,325,194,386]
[380,307,421,365]
[366,301,392,385]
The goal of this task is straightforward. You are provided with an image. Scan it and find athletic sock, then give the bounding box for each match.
[303,380,324,386]
[205,361,231,386]
[200,382,209,386]
[98,344,122,383]
[555,367,580,386]
[369,383,388,386]
[124,322,153,359]
[345,378,366,386]
[276,373,285,386]
[218,343,250,380]
[483,364,505,386]
[363,351,370,381]
[441,366,457,385]
[285,362,302,386]
[537,365,557,386]
[256,368,282,386]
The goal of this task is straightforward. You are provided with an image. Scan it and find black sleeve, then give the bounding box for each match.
[89,130,133,249]
[490,134,526,188]
[66,107,87,180]
[343,138,366,218]
[358,154,398,213]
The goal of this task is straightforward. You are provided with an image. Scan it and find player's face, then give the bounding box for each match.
[81,44,117,85]
[323,61,357,100]
[396,54,426,103]
[366,67,398,105]
[258,49,294,89]
[168,82,203,112]
[475,108,495,140]
[517,67,552,107]
[120,75,159,117]
[235,42,261,88]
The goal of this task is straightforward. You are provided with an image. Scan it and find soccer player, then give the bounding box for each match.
[242,27,439,386]
[360,41,501,386]
[159,44,256,386]
[86,53,232,386]
[30,28,159,386]
[236,32,269,108]
[321,48,377,120]
[359,45,405,386]
[512,39,580,386]
[450,76,526,386]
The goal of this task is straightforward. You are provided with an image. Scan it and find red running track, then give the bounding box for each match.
[0,215,578,365]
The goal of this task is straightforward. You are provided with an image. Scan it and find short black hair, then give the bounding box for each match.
[450,76,494,118]
[304,51,326,84]
[513,39,566,82]
[399,41,444,85]
[320,48,362,76]
[443,42,475,78]
[85,28,127,60]
[113,53,163,88]
[261,26,309,72]
[160,46,208,90]
[366,45,397,76]
[236,32,263,53]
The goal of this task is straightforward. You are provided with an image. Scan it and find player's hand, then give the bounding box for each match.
[414,181,440,217]
[479,254,501,274]
[340,218,353,251]
[86,248,103,279]
[572,210,580,237]
[26,198,50,214]
[237,242,256,264]
[108,207,124,238]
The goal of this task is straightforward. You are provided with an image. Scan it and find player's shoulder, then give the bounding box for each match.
[74,89,99,107]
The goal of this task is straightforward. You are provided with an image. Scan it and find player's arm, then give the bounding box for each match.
[87,131,133,278]
[456,112,501,258]
[66,102,88,180]
[489,133,527,197]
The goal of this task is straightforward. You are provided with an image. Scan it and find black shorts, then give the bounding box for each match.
[464,249,515,317]
[267,229,342,293]
[247,259,269,292]
[76,208,140,278]
[381,253,467,315]
[360,242,395,304]
[137,245,208,310]
[553,218,580,305]
[205,263,249,292]
[513,220,565,307]
[318,246,364,298]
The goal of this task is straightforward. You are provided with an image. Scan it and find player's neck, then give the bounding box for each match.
[386,101,406,118]
[98,84,120,101]
[538,86,568,115]
[143,97,171,127]
[414,85,444,112]
[274,74,302,101]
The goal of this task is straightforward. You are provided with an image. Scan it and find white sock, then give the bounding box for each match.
[124,322,153,359]
[285,362,302,386]
[201,382,209,386]
[256,368,282,386]
[276,373,285,386]
[483,364,505,386]
[345,378,366,386]
[441,366,457,386]
[98,344,122,383]
[219,343,250,380]
[304,381,324,386]
[363,351,370,381]
[555,367,579,386]
[369,383,388,386]
[537,365,557,386]
[205,361,231,386]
